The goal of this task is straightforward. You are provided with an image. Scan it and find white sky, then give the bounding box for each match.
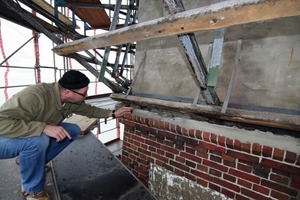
[0,16,113,105]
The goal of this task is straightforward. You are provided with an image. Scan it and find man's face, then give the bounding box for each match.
[68,86,88,104]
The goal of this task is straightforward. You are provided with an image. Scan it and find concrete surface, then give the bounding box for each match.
[134,0,300,110]
[149,164,229,200]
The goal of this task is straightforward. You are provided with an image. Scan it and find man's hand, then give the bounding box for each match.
[112,106,133,118]
[43,124,72,142]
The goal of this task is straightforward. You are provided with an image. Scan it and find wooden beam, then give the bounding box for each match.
[52,0,300,55]
[110,93,300,132]
[32,0,79,28]
[64,114,98,135]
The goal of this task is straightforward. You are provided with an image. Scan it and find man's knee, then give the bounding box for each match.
[61,123,81,140]
[28,134,50,153]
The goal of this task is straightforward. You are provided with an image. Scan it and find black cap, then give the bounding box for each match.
[58,70,90,89]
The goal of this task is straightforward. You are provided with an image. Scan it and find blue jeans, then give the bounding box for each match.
[0,122,81,195]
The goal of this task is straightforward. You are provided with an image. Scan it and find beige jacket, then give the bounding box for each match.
[0,82,110,138]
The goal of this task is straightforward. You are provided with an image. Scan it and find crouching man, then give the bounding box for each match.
[0,70,132,200]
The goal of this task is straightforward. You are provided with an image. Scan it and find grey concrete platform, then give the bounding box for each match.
[0,133,156,200]
[52,132,156,200]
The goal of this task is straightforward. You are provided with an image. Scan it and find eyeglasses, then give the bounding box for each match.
[71,90,87,97]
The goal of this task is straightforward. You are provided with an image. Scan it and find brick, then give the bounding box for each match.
[175,156,185,164]
[188,129,195,138]
[262,146,273,157]
[152,152,168,163]
[186,146,195,155]
[291,180,300,190]
[262,159,300,175]
[203,159,228,172]
[292,174,300,183]
[222,153,236,163]
[237,163,252,173]
[285,151,297,163]
[132,134,145,143]
[157,149,164,155]
[209,183,221,192]
[261,179,298,197]
[253,163,270,179]
[174,137,184,150]
[214,177,240,192]
[148,146,156,152]
[170,160,190,172]
[253,184,270,195]
[139,148,151,156]
[137,157,149,166]
[199,141,226,153]
[218,135,226,147]
[170,124,176,133]
[165,152,174,159]
[196,178,208,187]
[223,174,236,183]
[297,155,300,166]
[164,140,174,147]
[123,120,136,127]
[234,139,242,150]
[183,128,190,137]
[221,188,235,199]
[252,143,262,155]
[195,145,207,154]
[272,168,290,178]
[140,124,156,134]
[185,172,196,182]
[180,151,202,163]
[226,138,234,149]
[229,168,260,184]
[210,133,218,144]
[228,150,259,163]
[161,144,179,154]
[145,139,161,148]
[270,190,289,200]
[270,173,289,185]
[176,125,182,135]
[210,154,222,163]
[209,168,222,177]
[155,159,164,167]
[158,121,166,130]
[235,194,249,200]
[197,151,209,159]
[182,136,198,146]
[210,150,223,157]
[174,168,184,176]
[224,160,236,168]
[273,148,284,161]
[164,163,174,172]
[135,164,149,175]
[197,164,208,172]
[191,169,214,182]
[203,131,210,142]
[186,160,196,168]
[241,188,271,200]
[241,142,251,153]
[195,130,202,140]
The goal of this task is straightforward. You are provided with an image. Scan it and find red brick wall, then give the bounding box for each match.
[120,114,300,200]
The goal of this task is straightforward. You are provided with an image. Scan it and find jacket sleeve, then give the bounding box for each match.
[0,93,47,138]
[70,102,111,119]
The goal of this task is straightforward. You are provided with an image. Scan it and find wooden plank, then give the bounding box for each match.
[66,0,111,29]
[110,93,300,132]
[32,0,78,28]
[64,114,98,135]
[52,0,300,55]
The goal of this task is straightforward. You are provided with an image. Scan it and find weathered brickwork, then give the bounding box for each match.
[120,114,300,200]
